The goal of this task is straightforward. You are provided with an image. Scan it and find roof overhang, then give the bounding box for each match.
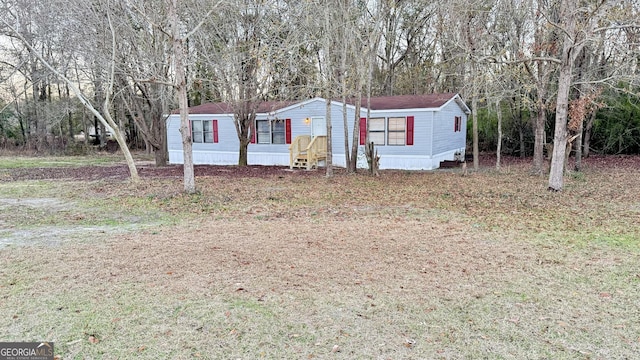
[168,93,471,117]
[265,97,361,117]
[451,94,471,114]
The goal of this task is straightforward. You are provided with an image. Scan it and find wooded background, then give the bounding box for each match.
[0,0,638,172]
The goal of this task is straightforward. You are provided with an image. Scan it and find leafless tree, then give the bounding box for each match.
[191,0,297,167]
[2,0,639,193]
[548,0,619,191]
[113,1,174,166]
[1,0,140,180]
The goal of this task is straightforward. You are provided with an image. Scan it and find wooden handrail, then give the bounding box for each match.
[289,135,311,169]
[289,135,327,169]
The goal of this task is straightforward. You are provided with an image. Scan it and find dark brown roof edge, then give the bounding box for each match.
[171,93,461,115]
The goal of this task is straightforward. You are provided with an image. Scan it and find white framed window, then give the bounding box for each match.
[271,120,285,144]
[387,117,406,145]
[256,119,271,144]
[203,121,213,143]
[454,116,462,132]
[191,120,215,143]
[254,119,289,144]
[369,117,386,145]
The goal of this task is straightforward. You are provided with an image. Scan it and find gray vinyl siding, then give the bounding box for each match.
[367,110,431,156]
[167,95,468,169]
[276,99,357,166]
[360,110,434,169]
[431,100,467,155]
[167,114,238,164]
[167,99,359,165]
[167,114,238,152]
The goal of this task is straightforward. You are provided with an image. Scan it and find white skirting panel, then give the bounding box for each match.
[168,148,466,170]
[169,150,289,166]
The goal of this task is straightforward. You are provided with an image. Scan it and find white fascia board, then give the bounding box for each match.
[167,113,235,119]
[187,114,235,120]
[449,94,471,114]
[268,97,367,117]
[327,99,361,112]
[268,97,325,115]
[370,108,438,114]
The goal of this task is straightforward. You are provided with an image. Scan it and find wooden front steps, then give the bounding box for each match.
[292,154,310,169]
[289,135,327,170]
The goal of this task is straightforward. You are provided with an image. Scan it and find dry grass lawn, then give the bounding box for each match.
[1,155,639,359]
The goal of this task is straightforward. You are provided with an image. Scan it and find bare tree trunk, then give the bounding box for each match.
[339,19,351,173]
[238,138,250,166]
[21,80,30,146]
[341,91,351,172]
[548,0,580,192]
[583,38,607,160]
[64,82,74,141]
[519,126,525,158]
[574,113,584,171]
[496,99,502,170]
[325,97,333,177]
[516,98,525,158]
[93,75,106,147]
[342,97,351,172]
[583,111,596,158]
[472,94,479,171]
[82,107,88,146]
[365,141,379,176]
[154,118,168,166]
[361,2,383,175]
[573,49,589,172]
[235,102,257,167]
[170,0,195,193]
[548,47,573,191]
[102,10,138,180]
[532,94,546,175]
[74,63,89,146]
[31,55,40,151]
[350,94,361,172]
[529,0,553,176]
[15,98,26,145]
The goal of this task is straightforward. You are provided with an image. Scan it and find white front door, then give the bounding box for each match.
[311,117,327,137]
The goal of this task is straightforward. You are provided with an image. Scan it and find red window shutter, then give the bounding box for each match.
[406,116,414,145]
[250,122,256,143]
[285,118,292,144]
[213,119,218,143]
[359,117,367,145]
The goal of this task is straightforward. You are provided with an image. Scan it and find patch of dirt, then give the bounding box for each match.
[0,197,73,211]
[0,225,118,248]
